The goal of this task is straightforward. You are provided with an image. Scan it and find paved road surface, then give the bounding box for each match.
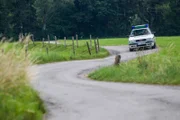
[30,46,180,120]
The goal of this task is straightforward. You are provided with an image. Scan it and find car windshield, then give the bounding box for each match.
[131,29,150,36]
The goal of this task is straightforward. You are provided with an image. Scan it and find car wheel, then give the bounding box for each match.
[129,48,133,52]
[152,43,156,49]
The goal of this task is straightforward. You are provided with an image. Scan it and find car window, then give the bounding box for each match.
[131,29,150,36]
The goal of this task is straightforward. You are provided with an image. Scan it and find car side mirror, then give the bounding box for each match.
[152,31,156,34]
[128,35,134,37]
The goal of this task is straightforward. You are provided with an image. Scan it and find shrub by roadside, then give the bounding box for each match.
[0,43,45,120]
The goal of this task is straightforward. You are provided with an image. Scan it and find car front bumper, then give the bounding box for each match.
[129,41,155,49]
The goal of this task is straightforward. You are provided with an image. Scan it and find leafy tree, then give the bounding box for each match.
[168,0,180,35]
[47,0,76,38]
[11,0,37,36]
[0,0,180,39]
[34,0,54,38]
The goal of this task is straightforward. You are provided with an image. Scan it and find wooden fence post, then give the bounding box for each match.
[90,34,92,49]
[76,34,79,48]
[72,36,75,55]
[97,38,100,52]
[64,37,66,47]
[42,38,45,47]
[86,42,91,55]
[32,34,35,46]
[94,39,98,54]
[48,35,50,45]
[59,36,60,45]
[55,36,57,46]
[46,47,49,55]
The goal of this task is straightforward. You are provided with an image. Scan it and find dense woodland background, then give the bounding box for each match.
[0,0,179,39]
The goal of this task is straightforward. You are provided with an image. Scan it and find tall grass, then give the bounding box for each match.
[0,41,45,120]
[89,40,180,85]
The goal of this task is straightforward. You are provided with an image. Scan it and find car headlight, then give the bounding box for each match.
[129,40,135,44]
[147,38,154,41]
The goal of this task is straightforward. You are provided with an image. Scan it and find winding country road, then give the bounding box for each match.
[31,46,180,120]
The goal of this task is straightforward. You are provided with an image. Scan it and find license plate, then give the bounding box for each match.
[138,42,143,45]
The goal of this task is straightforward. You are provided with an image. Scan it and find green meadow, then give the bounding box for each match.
[89,36,180,85]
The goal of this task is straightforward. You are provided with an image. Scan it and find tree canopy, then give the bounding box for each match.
[0,0,179,39]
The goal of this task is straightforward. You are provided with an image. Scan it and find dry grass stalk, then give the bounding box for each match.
[0,40,32,91]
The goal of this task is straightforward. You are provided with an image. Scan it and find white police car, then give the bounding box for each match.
[128,24,156,51]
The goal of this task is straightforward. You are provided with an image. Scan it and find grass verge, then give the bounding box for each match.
[3,41,109,64]
[89,36,180,85]
[0,43,45,120]
[60,38,128,46]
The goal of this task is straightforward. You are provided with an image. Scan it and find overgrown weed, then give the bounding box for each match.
[0,36,45,120]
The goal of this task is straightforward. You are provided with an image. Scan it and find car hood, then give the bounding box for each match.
[129,34,154,41]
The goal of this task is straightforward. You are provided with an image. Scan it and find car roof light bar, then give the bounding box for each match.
[132,24,149,29]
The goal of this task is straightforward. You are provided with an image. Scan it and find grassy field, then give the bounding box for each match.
[4,36,179,65]
[3,40,109,64]
[0,36,179,120]
[61,36,180,47]
[0,43,45,120]
[60,38,128,46]
[89,36,180,85]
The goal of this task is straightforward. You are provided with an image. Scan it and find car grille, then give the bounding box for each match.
[136,39,146,42]
[138,44,146,47]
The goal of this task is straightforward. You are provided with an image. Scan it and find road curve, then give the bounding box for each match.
[31,46,180,120]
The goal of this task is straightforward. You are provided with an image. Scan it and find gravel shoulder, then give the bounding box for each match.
[30,46,180,120]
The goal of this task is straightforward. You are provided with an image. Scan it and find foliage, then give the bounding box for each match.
[0,0,38,38]
[0,0,180,39]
